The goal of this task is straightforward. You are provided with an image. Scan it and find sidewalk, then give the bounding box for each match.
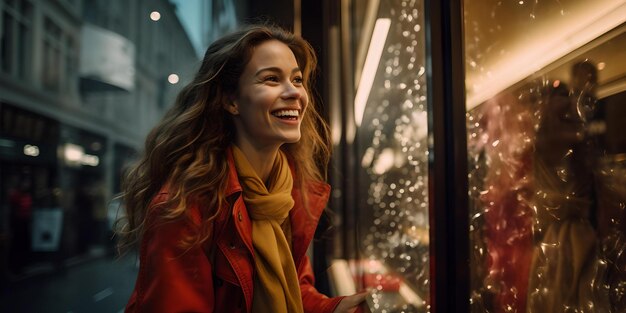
[4,246,108,284]
[1,253,138,313]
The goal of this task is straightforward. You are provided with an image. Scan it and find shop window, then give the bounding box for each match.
[464,1,626,312]
[344,0,430,311]
[0,104,60,142]
[0,0,33,79]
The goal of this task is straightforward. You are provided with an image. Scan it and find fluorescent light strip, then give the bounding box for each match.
[467,2,626,110]
[354,18,391,127]
[354,0,381,89]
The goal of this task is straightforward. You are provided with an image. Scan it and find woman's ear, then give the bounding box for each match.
[223,100,239,115]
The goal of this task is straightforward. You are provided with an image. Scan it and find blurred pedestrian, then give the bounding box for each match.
[8,177,33,274]
[120,24,367,313]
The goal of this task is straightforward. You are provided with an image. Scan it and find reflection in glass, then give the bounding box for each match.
[355,0,429,312]
[465,1,626,312]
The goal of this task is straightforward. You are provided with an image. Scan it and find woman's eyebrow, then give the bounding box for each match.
[254,67,302,76]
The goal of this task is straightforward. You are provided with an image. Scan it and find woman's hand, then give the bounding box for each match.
[333,291,369,313]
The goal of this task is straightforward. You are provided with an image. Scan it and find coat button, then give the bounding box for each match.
[229,243,236,249]
[238,211,242,221]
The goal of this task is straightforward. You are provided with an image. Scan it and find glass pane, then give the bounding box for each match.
[353,0,429,312]
[464,1,626,312]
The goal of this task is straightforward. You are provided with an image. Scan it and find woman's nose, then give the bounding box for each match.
[281,82,302,100]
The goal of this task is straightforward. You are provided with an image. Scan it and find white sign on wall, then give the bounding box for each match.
[80,24,136,91]
[32,208,64,252]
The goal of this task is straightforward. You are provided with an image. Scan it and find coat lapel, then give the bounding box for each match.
[289,181,331,268]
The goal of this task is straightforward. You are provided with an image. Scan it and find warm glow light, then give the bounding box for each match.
[329,259,357,296]
[361,147,376,168]
[372,148,395,175]
[150,11,161,21]
[399,282,424,306]
[62,143,99,167]
[64,143,84,162]
[23,144,39,157]
[81,154,100,167]
[467,2,626,109]
[354,18,391,127]
[168,73,180,84]
[597,61,606,70]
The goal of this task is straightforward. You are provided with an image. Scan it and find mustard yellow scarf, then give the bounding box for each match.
[232,145,304,313]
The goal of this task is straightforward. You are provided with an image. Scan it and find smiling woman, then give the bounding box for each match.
[226,39,309,174]
[118,24,368,313]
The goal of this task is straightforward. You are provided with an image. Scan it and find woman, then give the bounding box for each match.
[121,24,367,312]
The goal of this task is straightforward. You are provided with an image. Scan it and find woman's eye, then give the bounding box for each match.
[293,77,303,85]
[264,76,279,82]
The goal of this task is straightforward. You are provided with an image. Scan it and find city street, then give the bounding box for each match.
[1,254,138,313]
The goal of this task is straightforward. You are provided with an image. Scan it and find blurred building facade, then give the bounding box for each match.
[0,0,198,280]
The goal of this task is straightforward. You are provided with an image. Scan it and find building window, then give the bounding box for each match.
[110,1,130,38]
[0,0,33,79]
[65,37,78,94]
[41,17,77,94]
[42,18,62,91]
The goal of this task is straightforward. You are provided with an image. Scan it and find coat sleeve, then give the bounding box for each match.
[298,255,345,313]
[126,198,214,313]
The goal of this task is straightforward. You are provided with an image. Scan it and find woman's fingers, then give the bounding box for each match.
[333,291,369,313]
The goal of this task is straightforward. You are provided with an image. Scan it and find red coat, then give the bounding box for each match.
[126,150,343,313]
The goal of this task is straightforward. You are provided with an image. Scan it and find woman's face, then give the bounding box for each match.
[227,39,308,150]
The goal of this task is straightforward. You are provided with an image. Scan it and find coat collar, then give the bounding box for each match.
[224,146,331,263]
[225,147,243,197]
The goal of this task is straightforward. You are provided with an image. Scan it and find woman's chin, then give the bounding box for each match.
[281,134,302,144]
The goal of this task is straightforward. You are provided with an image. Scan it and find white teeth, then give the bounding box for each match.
[272,109,299,117]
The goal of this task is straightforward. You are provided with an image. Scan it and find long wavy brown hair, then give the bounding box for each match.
[117,24,331,252]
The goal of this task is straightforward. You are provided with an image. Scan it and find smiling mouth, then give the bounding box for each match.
[271,109,300,121]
